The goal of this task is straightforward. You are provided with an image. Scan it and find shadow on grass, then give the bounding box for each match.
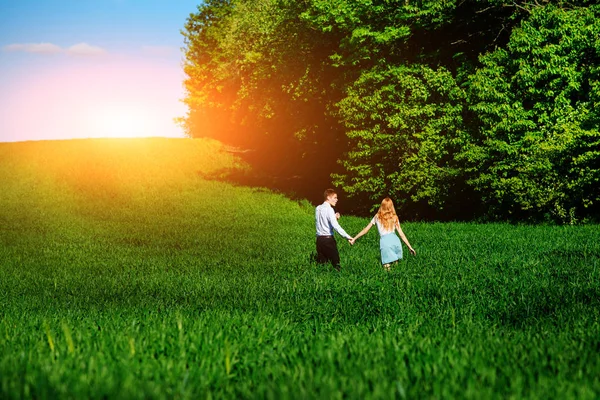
[198,166,332,208]
[544,248,600,261]
[492,286,600,329]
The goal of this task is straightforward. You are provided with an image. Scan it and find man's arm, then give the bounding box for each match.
[328,207,352,239]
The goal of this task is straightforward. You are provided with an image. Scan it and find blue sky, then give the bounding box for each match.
[0,0,201,142]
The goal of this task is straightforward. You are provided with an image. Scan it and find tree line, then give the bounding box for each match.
[180,0,600,223]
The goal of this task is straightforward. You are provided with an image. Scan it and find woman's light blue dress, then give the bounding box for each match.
[372,216,403,264]
[379,233,403,264]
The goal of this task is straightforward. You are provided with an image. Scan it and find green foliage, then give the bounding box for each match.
[181,0,347,177]
[464,4,600,222]
[333,64,469,216]
[1,139,600,398]
[181,1,600,222]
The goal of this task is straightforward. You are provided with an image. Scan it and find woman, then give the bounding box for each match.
[350,198,416,270]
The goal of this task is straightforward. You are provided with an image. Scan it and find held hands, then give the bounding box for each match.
[348,237,356,246]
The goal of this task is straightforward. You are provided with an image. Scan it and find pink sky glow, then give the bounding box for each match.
[0,55,187,142]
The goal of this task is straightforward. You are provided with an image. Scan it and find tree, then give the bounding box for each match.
[319,0,519,216]
[181,0,350,183]
[463,4,600,222]
[333,64,473,218]
[181,0,600,222]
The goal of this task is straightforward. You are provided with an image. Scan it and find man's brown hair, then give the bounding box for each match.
[324,188,337,200]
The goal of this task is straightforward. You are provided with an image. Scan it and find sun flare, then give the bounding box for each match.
[85,104,157,139]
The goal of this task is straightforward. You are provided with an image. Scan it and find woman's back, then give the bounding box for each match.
[371,215,396,237]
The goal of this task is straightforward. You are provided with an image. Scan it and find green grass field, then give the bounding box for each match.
[1,138,599,399]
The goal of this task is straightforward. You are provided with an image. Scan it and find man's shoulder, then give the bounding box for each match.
[316,202,330,211]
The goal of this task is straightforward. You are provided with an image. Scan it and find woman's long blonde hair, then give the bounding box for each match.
[376,197,398,231]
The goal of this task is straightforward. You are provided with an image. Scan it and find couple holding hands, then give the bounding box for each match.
[315,189,416,271]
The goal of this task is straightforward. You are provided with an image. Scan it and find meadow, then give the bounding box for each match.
[1,138,599,399]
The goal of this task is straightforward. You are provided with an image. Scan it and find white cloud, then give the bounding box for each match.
[3,42,63,54]
[3,42,107,56]
[67,43,107,56]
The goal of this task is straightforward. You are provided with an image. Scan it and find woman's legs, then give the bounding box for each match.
[382,260,398,271]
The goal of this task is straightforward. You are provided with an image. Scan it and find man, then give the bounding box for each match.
[315,188,353,271]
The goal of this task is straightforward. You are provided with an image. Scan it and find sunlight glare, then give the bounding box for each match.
[85,104,158,139]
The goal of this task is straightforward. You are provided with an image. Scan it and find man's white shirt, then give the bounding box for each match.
[315,202,352,239]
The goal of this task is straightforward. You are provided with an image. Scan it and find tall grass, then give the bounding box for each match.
[1,138,599,399]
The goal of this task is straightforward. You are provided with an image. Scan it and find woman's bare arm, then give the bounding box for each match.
[396,220,416,255]
[349,222,373,245]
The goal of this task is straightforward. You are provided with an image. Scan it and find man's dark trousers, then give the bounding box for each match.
[316,235,341,271]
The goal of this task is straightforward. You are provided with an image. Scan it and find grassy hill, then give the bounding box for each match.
[1,138,599,399]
